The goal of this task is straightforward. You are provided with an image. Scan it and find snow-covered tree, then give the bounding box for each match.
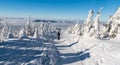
[93,13,101,37]
[1,21,9,41]
[109,7,120,38]
[25,16,33,35]
[106,15,114,32]
[84,10,93,33]
[109,23,118,38]
[72,20,81,35]
[83,10,94,37]
[19,28,28,39]
[33,28,39,39]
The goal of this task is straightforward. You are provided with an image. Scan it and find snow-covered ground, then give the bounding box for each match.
[0,38,60,65]
[0,21,120,65]
[0,7,120,65]
[55,31,120,65]
[52,8,120,65]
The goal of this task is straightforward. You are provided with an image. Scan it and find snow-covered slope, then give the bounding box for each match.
[0,7,120,65]
[55,31,120,65]
[0,38,60,65]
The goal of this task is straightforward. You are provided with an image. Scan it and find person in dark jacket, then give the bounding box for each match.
[57,32,60,40]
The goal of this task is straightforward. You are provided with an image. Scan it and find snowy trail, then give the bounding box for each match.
[54,35,90,65]
[54,32,120,65]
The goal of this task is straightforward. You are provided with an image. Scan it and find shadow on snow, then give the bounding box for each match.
[55,39,90,64]
[60,48,90,64]
[0,40,42,64]
[56,40,79,48]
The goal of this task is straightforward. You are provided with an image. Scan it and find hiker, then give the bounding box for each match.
[57,31,60,40]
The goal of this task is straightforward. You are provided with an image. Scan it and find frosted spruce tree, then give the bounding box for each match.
[1,21,9,41]
[72,20,81,35]
[33,28,39,39]
[106,15,114,32]
[19,28,28,39]
[83,10,94,36]
[109,7,120,38]
[93,12,101,38]
[99,15,114,38]
[26,16,33,36]
[38,22,55,40]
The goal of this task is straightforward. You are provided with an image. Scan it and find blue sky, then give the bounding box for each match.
[0,0,120,21]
